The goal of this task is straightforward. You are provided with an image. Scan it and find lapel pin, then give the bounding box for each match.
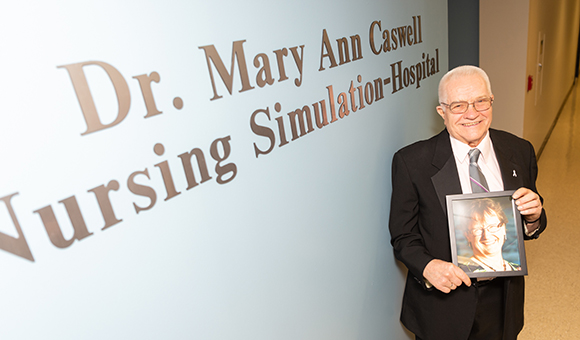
[513,170,517,177]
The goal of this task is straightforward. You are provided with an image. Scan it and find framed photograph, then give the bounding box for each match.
[446,190,527,278]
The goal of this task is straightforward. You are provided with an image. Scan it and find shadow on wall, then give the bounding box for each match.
[431,101,446,135]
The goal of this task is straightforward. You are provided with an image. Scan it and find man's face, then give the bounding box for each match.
[465,212,506,258]
[436,74,493,147]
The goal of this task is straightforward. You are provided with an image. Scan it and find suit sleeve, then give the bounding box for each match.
[524,141,547,240]
[389,151,435,286]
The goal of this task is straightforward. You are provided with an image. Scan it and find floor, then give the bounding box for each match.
[519,81,580,339]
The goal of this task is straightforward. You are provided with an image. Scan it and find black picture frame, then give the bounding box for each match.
[446,190,527,278]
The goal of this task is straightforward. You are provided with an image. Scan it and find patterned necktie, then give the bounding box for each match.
[469,148,489,193]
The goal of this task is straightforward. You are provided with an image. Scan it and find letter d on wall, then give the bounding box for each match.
[58,61,130,135]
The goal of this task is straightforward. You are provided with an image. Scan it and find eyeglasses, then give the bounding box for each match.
[469,222,504,237]
[440,97,493,114]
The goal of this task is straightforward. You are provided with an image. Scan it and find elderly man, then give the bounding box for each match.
[389,65,547,340]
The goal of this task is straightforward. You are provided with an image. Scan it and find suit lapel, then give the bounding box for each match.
[490,130,524,190]
[431,130,462,212]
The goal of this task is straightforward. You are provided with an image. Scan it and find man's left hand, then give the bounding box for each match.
[513,188,542,232]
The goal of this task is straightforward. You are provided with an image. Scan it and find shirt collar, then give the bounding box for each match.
[449,131,492,164]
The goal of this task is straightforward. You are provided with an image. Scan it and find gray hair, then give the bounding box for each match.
[438,65,493,103]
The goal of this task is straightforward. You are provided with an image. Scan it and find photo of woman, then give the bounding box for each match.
[448,192,527,278]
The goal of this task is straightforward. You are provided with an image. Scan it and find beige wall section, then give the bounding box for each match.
[480,0,580,153]
[480,0,530,139]
[524,0,580,152]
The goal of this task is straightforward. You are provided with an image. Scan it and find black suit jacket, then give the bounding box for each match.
[389,128,547,340]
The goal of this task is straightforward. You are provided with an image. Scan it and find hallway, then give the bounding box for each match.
[519,81,580,339]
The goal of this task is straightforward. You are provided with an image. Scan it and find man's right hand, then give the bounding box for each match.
[423,259,472,293]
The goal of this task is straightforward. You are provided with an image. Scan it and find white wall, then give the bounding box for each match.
[0,1,447,339]
[480,0,530,138]
[480,0,580,152]
[524,0,580,152]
